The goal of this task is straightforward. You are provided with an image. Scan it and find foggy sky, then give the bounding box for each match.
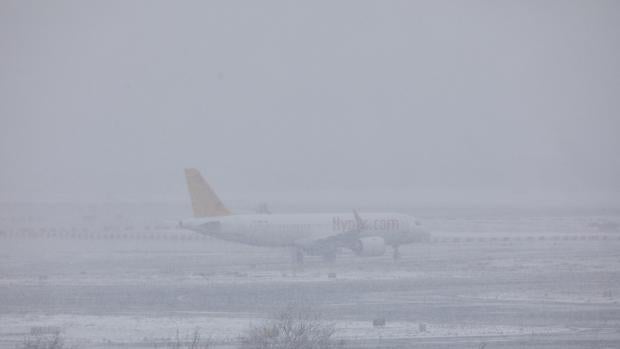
[1,1,619,206]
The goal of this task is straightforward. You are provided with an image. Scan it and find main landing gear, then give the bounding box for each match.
[392,245,401,260]
[292,247,304,265]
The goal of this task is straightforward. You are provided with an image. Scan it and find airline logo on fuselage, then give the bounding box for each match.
[332,217,400,232]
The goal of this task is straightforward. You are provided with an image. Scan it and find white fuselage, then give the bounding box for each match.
[180,212,428,249]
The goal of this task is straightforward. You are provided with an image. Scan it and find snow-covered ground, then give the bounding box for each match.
[0,313,579,347]
[1,211,619,348]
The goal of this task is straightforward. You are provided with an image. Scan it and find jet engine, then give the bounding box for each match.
[352,236,386,257]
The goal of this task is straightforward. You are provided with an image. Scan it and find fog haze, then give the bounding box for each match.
[2,3,620,348]
[1,0,619,206]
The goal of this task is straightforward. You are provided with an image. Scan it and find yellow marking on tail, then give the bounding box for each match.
[184,168,231,217]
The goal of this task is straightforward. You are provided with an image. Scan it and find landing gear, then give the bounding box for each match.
[292,247,304,265]
[392,245,401,260]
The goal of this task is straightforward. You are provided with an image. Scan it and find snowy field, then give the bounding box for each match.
[1,211,620,348]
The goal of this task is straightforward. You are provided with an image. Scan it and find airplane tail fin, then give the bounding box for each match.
[184,168,231,217]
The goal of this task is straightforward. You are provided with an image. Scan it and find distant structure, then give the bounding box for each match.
[589,220,619,233]
[255,203,272,214]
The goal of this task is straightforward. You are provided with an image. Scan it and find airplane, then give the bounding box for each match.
[179,168,430,263]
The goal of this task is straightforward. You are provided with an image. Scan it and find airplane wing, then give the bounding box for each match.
[294,210,366,254]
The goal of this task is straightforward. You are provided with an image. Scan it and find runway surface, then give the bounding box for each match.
[1,221,619,348]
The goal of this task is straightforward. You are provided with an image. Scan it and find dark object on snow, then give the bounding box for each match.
[373,318,386,327]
